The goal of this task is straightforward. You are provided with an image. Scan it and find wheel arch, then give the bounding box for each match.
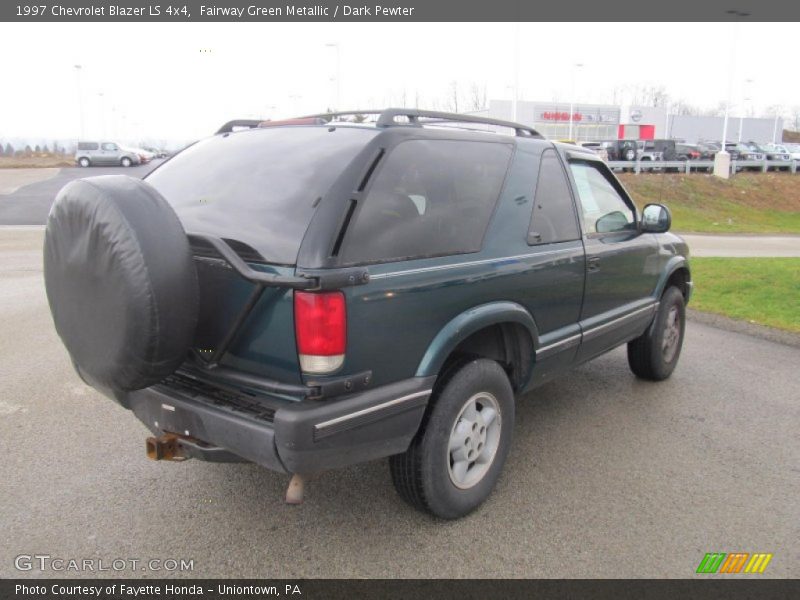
[415,301,538,392]
[655,257,692,303]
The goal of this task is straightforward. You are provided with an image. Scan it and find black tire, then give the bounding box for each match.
[78,157,90,167]
[390,358,514,519]
[44,175,198,392]
[627,286,686,381]
[624,148,636,161]
[121,156,132,167]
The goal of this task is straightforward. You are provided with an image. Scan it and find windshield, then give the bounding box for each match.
[146,126,376,265]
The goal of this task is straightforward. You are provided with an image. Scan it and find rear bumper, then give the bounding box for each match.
[123,374,435,474]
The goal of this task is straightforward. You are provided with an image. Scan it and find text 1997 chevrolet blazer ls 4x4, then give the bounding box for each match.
[43,109,691,519]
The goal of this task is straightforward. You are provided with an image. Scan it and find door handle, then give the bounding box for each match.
[587,256,600,272]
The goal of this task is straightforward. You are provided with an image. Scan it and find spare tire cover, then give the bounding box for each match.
[44,175,198,392]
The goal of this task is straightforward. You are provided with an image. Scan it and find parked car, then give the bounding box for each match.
[675,143,701,161]
[577,141,609,161]
[558,140,609,161]
[721,143,763,172]
[639,139,678,161]
[760,143,792,162]
[782,143,800,161]
[74,141,142,167]
[142,146,169,159]
[44,109,691,519]
[598,139,639,161]
[134,148,154,164]
[696,141,721,160]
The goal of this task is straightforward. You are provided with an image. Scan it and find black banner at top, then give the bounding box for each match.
[1,0,799,22]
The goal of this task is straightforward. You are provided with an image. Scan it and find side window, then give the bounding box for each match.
[341,139,512,264]
[527,150,580,245]
[569,161,635,234]
[101,142,117,151]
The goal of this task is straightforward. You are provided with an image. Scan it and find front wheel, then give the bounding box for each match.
[627,286,686,381]
[120,157,132,167]
[390,358,514,519]
[78,157,90,167]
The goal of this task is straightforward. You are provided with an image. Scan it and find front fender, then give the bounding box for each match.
[654,255,691,300]
[415,301,539,378]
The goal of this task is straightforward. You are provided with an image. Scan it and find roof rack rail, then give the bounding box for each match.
[216,117,332,134]
[216,119,264,135]
[298,108,543,138]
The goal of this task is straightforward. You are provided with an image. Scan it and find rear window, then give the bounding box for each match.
[77,142,98,151]
[146,126,376,265]
[340,139,512,264]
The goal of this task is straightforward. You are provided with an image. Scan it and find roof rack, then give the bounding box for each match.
[216,117,331,135]
[298,108,543,138]
[216,119,264,134]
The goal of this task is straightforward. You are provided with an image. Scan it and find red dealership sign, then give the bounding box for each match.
[542,111,582,122]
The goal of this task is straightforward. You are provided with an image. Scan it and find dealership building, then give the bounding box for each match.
[485,100,784,144]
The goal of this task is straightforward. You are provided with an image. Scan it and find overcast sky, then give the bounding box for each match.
[0,22,797,144]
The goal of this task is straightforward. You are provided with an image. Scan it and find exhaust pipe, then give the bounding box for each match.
[146,433,188,461]
[285,473,306,504]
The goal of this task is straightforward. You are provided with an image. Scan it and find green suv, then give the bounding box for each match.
[43,109,691,519]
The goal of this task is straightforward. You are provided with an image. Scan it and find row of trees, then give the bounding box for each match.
[609,84,800,129]
[0,143,71,156]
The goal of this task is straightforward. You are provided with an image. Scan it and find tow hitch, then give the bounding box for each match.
[146,433,189,461]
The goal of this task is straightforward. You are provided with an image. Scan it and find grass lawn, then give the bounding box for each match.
[690,258,800,333]
[619,172,800,234]
[0,155,74,169]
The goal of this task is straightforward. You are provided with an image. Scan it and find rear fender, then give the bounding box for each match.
[415,301,539,378]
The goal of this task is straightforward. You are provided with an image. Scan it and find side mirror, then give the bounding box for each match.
[641,203,671,233]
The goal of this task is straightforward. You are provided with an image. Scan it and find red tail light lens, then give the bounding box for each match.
[294,291,346,374]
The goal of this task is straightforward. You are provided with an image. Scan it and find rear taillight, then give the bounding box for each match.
[294,291,346,374]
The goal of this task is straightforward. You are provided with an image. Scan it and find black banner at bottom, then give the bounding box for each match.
[2,579,798,600]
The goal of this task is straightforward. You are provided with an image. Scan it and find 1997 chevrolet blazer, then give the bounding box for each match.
[43,109,691,519]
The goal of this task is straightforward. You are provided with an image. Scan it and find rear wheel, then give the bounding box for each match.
[627,286,686,381]
[120,156,132,167]
[390,358,514,519]
[78,157,90,167]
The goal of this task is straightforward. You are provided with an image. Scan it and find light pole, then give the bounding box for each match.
[73,65,84,139]
[715,22,740,179]
[97,92,105,137]
[738,78,753,142]
[288,94,302,114]
[568,63,583,141]
[772,106,782,144]
[512,23,520,121]
[325,43,340,112]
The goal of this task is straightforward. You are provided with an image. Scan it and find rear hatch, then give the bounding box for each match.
[145,126,376,386]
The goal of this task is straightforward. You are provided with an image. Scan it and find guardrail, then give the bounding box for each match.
[606,160,799,175]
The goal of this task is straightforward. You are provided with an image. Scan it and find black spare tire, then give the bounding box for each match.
[44,175,198,392]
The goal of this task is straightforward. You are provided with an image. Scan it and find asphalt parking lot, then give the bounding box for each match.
[1,226,798,578]
[0,161,161,225]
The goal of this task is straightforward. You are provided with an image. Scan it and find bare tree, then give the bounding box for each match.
[670,99,700,116]
[467,83,487,111]
[446,81,459,113]
[791,106,800,131]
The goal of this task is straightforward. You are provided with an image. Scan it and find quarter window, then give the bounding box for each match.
[569,161,635,234]
[341,139,512,264]
[527,150,580,245]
